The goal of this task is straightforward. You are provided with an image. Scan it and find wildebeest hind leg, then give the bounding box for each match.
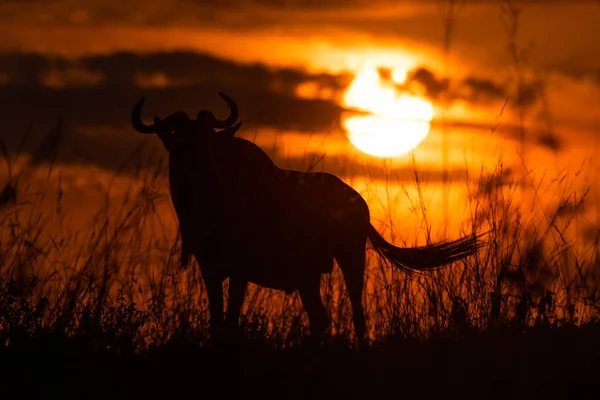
[336,243,368,349]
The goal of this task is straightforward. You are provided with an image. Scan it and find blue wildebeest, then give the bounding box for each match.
[131,93,483,347]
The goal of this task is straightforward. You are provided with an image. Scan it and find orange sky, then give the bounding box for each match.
[1,1,597,129]
[1,2,599,75]
[1,0,599,239]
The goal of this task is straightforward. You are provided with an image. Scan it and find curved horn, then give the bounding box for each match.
[131,98,158,134]
[211,92,238,129]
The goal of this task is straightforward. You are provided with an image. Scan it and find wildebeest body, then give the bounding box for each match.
[131,92,483,347]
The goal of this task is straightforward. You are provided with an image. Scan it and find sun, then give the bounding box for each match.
[341,67,434,158]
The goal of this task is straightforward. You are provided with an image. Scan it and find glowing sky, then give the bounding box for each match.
[0,0,598,178]
[1,1,598,76]
[0,0,598,247]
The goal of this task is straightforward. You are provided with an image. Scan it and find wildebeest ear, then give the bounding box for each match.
[216,121,242,139]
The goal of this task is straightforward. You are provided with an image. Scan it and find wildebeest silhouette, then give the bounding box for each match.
[131,92,483,347]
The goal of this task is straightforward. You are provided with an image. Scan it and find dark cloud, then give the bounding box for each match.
[187,0,368,7]
[0,51,349,93]
[0,49,574,178]
[400,66,512,106]
[1,51,515,132]
[0,53,48,86]
[537,133,561,152]
[0,51,353,171]
[0,83,347,165]
[460,77,506,103]
[185,0,424,12]
[514,82,540,108]
[397,65,558,122]
[405,67,449,100]
[549,63,600,81]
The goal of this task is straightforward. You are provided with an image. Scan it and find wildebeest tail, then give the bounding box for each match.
[367,224,484,274]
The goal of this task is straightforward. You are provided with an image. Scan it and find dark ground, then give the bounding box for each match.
[1,323,599,400]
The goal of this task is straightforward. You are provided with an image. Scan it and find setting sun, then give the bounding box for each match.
[342,67,434,158]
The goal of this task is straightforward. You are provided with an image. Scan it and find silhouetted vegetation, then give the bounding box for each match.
[1,119,599,399]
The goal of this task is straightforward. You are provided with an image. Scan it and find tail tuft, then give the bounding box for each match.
[367,224,485,274]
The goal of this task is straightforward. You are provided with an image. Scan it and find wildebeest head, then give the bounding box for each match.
[131,92,242,154]
[131,91,245,225]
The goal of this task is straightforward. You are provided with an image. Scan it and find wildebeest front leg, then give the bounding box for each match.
[224,276,247,343]
[298,277,329,347]
[202,271,225,341]
[225,277,247,326]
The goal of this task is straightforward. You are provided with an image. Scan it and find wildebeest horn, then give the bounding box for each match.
[210,92,239,129]
[131,98,157,134]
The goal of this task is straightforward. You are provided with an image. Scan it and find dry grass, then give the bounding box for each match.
[1,121,599,346]
[1,117,600,398]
